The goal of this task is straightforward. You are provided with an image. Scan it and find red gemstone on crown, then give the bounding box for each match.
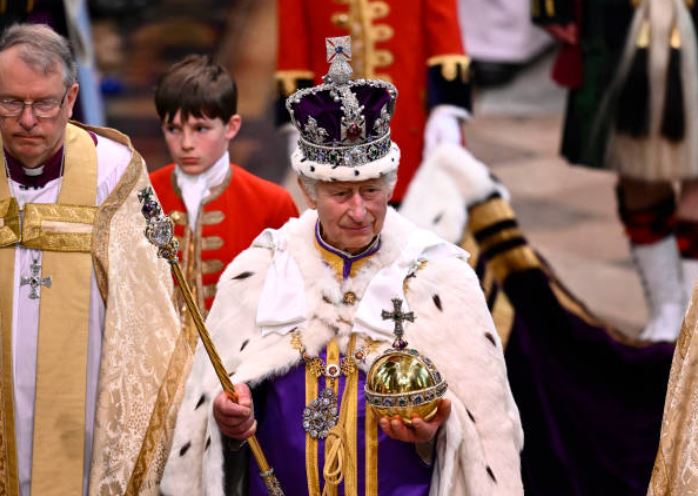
[346,123,361,140]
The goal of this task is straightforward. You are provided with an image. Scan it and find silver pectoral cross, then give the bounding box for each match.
[20,258,52,300]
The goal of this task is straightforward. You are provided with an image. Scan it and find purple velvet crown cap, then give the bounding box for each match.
[287,83,395,145]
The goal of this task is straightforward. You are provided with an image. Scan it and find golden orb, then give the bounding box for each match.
[365,349,447,423]
[365,298,447,423]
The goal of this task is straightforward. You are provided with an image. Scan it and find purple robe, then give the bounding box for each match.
[248,354,433,495]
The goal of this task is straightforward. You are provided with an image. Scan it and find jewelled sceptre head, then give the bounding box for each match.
[365,298,448,423]
[138,187,178,261]
[138,187,284,496]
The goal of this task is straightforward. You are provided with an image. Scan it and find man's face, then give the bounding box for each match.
[304,178,391,254]
[162,110,241,175]
[0,45,78,168]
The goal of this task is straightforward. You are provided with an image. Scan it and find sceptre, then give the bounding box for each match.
[138,187,284,496]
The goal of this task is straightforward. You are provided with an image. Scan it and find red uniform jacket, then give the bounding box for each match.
[276,0,471,202]
[150,163,299,311]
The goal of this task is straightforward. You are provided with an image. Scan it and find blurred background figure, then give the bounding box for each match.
[459,0,552,87]
[0,0,104,124]
[533,0,698,342]
[275,0,472,205]
[401,143,673,496]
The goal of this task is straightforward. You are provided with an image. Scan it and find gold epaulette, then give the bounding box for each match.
[275,70,315,97]
[426,54,470,83]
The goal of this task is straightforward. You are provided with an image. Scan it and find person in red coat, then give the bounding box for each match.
[150,55,299,312]
[534,0,698,342]
[275,0,472,204]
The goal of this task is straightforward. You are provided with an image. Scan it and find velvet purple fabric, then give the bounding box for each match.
[290,85,393,144]
[4,147,64,189]
[249,350,433,495]
[498,266,673,495]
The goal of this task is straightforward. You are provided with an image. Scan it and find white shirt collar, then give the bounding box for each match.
[174,151,230,230]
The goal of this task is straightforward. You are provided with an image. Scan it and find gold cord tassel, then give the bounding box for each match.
[322,335,358,495]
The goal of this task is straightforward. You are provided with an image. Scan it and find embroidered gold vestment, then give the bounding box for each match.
[0,122,193,495]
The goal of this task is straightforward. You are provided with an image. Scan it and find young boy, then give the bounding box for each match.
[150,55,298,312]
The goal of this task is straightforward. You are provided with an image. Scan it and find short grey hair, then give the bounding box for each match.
[299,170,398,201]
[0,24,77,87]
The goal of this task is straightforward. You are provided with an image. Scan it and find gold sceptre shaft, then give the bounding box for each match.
[138,187,284,496]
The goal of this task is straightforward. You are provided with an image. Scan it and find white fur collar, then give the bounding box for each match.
[253,207,468,340]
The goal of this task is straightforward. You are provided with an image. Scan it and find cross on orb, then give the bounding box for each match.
[381,298,415,350]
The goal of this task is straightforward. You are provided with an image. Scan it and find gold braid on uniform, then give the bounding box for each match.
[468,196,540,284]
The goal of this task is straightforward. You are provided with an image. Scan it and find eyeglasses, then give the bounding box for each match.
[0,88,69,118]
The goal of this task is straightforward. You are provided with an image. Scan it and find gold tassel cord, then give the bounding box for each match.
[322,335,358,495]
[637,18,650,48]
[671,25,682,49]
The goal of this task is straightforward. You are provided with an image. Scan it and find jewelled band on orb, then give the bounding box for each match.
[364,381,448,408]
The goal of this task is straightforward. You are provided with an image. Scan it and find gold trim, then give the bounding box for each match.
[343,334,358,495]
[670,25,681,49]
[477,227,525,255]
[492,291,515,347]
[202,211,225,225]
[426,54,471,83]
[531,0,540,18]
[304,337,321,496]
[202,284,216,300]
[403,259,428,294]
[545,0,555,16]
[0,198,20,247]
[0,246,19,495]
[201,236,224,251]
[369,49,394,68]
[125,314,196,495]
[31,122,96,495]
[324,339,340,496]
[22,203,96,252]
[367,1,389,19]
[169,210,187,226]
[201,259,224,275]
[468,198,516,234]
[275,70,315,97]
[488,245,541,283]
[370,24,393,42]
[77,121,142,302]
[637,19,650,49]
[331,12,350,28]
[365,401,378,495]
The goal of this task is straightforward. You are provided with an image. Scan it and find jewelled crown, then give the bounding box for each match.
[286,36,400,181]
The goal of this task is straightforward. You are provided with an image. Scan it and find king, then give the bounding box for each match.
[161,37,523,495]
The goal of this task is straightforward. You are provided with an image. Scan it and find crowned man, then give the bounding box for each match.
[275,0,472,205]
[0,24,189,495]
[161,37,523,495]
